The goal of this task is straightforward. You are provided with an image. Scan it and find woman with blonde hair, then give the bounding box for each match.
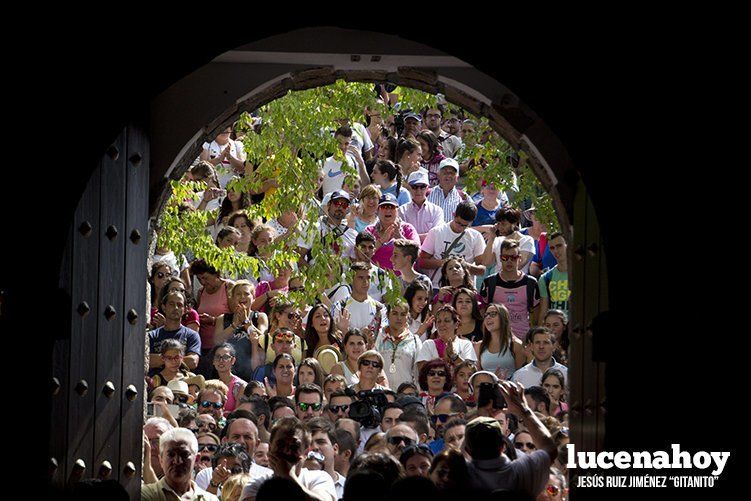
[348,184,382,233]
[213,280,268,381]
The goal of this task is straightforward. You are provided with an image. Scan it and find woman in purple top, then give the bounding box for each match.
[366,193,419,270]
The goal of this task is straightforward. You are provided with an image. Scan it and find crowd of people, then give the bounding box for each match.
[143,89,572,501]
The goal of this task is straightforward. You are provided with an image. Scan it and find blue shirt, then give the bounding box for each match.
[148,325,201,355]
[382,183,412,206]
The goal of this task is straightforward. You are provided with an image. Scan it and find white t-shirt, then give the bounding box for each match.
[296,217,358,264]
[321,153,356,196]
[420,223,485,287]
[196,463,272,496]
[202,139,246,188]
[416,337,477,363]
[492,234,536,273]
[240,468,337,501]
[351,122,374,155]
[330,293,387,332]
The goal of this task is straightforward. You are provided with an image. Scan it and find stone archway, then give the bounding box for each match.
[48,27,608,497]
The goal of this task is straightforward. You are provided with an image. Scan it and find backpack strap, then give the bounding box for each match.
[481,274,499,303]
[525,275,539,311]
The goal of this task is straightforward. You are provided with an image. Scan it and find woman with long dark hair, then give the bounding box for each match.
[438,257,475,289]
[452,287,484,342]
[303,304,344,361]
[474,303,525,380]
[417,130,446,187]
[404,281,433,339]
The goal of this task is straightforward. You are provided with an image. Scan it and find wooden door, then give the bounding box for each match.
[50,124,149,499]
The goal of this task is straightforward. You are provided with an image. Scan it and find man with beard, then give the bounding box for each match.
[141,428,219,500]
[297,190,358,267]
[421,104,462,159]
[240,417,336,501]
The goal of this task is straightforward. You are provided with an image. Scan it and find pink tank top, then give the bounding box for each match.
[197,281,230,349]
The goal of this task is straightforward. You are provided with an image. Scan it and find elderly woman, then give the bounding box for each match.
[350,350,389,393]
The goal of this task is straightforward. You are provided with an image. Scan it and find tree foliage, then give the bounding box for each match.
[156,80,557,307]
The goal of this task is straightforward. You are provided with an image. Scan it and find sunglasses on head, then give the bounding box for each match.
[387,435,414,447]
[200,401,224,409]
[360,359,383,369]
[197,443,218,453]
[287,312,301,320]
[402,443,432,455]
[274,331,295,342]
[297,402,323,412]
[514,441,536,450]
[328,404,349,413]
[428,370,446,378]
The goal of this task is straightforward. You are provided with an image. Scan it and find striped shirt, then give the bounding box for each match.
[427,186,467,221]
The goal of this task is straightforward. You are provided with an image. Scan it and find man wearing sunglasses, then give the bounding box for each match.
[295,384,325,423]
[385,423,420,457]
[297,190,357,267]
[428,393,467,454]
[465,381,557,498]
[399,170,444,243]
[197,387,226,424]
[325,390,354,422]
[480,239,541,340]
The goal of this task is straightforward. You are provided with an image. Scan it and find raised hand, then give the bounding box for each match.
[264,377,277,398]
[337,309,351,333]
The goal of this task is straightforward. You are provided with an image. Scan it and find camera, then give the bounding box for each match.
[348,389,388,428]
[477,382,506,410]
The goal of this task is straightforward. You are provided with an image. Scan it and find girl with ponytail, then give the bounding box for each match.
[371,159,411,206]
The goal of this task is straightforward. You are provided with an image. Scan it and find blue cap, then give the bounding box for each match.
[378,193,399,207]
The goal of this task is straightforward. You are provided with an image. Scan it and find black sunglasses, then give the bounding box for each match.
[197,443,219,453]
[360,359,383,369]
[328,404,350,413]
[200,401,224,409]
[387,435,414,447]
[430,413,457,424]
